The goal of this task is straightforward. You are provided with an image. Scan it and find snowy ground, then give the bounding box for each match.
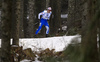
[0,35,81,62]
[0,35,81,52]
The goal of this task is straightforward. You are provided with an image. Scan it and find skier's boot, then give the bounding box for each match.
[46,34,50,37]
[34,34,37,38]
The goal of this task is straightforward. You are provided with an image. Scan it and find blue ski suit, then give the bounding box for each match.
[35,10,52,35]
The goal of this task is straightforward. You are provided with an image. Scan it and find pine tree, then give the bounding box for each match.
[11,0,20,45]
[81,0,98,62]
[96,0,100,61]
[67,0,82,35]
[46,0,50,8]
[50,0,61,35]
[28,0,35,37]
[1,0,12,62]
[23,0,29,38]
[19,0,24,38]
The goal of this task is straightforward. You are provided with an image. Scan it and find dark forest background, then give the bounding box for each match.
[0,0,100,62]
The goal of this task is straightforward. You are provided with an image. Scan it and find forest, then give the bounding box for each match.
[0,0,100,62]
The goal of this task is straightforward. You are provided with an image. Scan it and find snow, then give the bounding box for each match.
[20,54,43,62]
[20,59,31,62]
[0,35,81,52]
[20,35,81,52]
[20,58,42,62]
[61,14,68,18]
[0,35,81,62]
[62,26,67,31]
[19,35,81,62]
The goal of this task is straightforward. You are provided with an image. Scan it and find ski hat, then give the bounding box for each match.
[47,7,52,11]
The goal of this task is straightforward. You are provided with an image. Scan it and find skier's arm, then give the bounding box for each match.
[38,12,44,19]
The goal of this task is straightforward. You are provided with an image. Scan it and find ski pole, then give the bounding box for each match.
[33,22,39,25]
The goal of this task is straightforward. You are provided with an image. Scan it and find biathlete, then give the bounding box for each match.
[34,7,52,37]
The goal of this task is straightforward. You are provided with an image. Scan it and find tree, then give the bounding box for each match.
[50,0,61,35]
[96,0,100,61]
[1,0,12,62]
[99,11,100,62]
[46,0,50,8]
[0,0,1,9]
[81,0,98,62]
[0,6,1,38]
[67,0,82,35]
[67,0,76,35]
[19,0,24,38]
[98,16,100,62]
[11,0,20,45]
[27,0,35,38]
[23,0,29,38]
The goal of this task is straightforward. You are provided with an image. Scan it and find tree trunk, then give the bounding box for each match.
[67,0,82,35]
[23,0,29,38]
[98,18,100,62]
[50,0,61,35]
[46,0,50,8]
[1,0,12,62]
[12,0,20,45]
[97,0,100,61]
[96,0,100,61]
[0,9,1,38]
[67,0,75,35]
[0,0,1,9]
[99,19,100,62]
[81,0,98,62]
[28,0,35,38]
[19,0,24,38]
[99,18,100,62]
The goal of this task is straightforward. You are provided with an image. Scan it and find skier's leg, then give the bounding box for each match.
[45,22,49,34]
[45,25,49,34]
[35,22,43,34]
